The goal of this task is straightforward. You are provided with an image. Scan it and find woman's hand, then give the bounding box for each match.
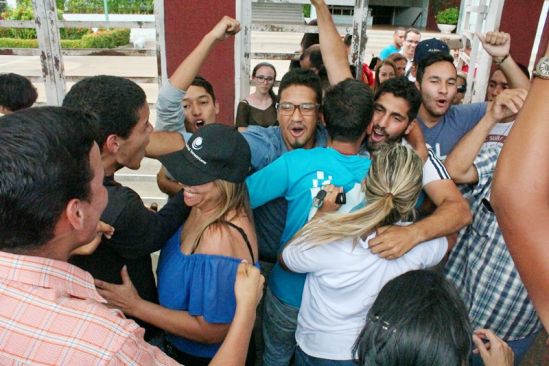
[472,328,514,366]
[95,265,142,317]
[235,262,265,309]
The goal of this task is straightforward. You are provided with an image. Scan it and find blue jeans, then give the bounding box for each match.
[295,346,356,366]
[262,287,299,366]
[470,331,540,366]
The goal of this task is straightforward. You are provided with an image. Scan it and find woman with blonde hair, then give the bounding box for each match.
[281,143,449,366]
[97,124,258,366]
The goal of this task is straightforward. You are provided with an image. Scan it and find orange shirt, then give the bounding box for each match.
[0,251,179,365]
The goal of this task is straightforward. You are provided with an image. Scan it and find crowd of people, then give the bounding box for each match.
[1,0,548,365]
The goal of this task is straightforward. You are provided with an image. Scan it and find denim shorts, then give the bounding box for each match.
[262,287,299,366]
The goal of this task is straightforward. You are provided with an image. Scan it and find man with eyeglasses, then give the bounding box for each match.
[400,28,421,76]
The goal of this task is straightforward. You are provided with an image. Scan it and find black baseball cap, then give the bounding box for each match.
[159,123,251,186]
[413,38,450,64]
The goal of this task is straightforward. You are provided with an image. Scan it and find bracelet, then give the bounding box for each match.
[493,54,509,65]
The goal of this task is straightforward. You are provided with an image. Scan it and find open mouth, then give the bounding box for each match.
[195,119,205,128]
[370,127,386,143]
[435,99,448,109]
[290,125,305,138]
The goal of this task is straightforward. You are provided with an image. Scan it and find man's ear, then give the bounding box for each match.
[404,119,417,135]
[104,134,120,154]
[65,199,85,231]
[318,111,325,127]
[215,101,220,116]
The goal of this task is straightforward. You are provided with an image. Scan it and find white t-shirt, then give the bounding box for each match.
[282,225,447,360]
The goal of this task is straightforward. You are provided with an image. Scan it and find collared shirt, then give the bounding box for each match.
[0,251,179,365]
[444,144,542,341]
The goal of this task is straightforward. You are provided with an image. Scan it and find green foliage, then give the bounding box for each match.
[80,28,129,48]
[436,7,459,25]
[0,4,36,39]
[303,4,311,18]
[0,29,128,48]
[1,3,91,39]
[64,0,153,14]
[0,37,38,47]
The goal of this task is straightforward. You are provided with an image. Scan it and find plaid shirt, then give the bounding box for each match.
[445,144,542,341]
[0,251,179,365]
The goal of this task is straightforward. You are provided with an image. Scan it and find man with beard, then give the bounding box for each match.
[362,76,470,259]
[310,0,469,262]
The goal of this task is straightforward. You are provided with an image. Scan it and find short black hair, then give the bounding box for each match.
[0,73,38,112]
[375,77,421,121]
[353,270,472,366]
[0,107,98,251]
[278,69,323,106]
[62,75,146,148]
[416,52,455,84]
[323,79,374,142]
[191,76,217,103]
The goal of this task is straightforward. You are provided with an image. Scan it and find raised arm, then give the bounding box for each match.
[491,41,549,332]
[311,0,352,85]
[210,263,264,366]
[479,31,531,91]
[170,16,240,91]
[155,16,240,133]
[444,88,527,184]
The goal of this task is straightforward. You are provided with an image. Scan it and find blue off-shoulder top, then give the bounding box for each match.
[157,225,258,358]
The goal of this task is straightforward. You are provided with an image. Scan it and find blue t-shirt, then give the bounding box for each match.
[246,147,371,307]
[379,44,399,60]
[416,103,487,160]
[242,126,328,262]
[156,226,258,358]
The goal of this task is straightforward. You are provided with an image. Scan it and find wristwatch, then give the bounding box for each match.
[533,56,549,80]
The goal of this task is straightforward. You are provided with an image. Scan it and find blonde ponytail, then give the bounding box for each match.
[289,143,423,247]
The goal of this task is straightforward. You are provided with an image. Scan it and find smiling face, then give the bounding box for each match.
[116,102,152,170]
[403,32,421,59]
[378,64,396,85]
[418,61,457,119]
[183,85,219,133]
[277,84,320,150]
[181,181,220,211]
[367,92,412,151]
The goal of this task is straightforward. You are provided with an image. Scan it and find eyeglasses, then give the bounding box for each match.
[276,102,320,116]
[254,75,275,83]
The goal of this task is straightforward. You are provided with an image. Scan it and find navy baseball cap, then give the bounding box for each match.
[159,123,251,186]
[413,38,450,64]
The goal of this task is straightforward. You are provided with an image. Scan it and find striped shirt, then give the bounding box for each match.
[444,144,542,341]
[0,251,179,365]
